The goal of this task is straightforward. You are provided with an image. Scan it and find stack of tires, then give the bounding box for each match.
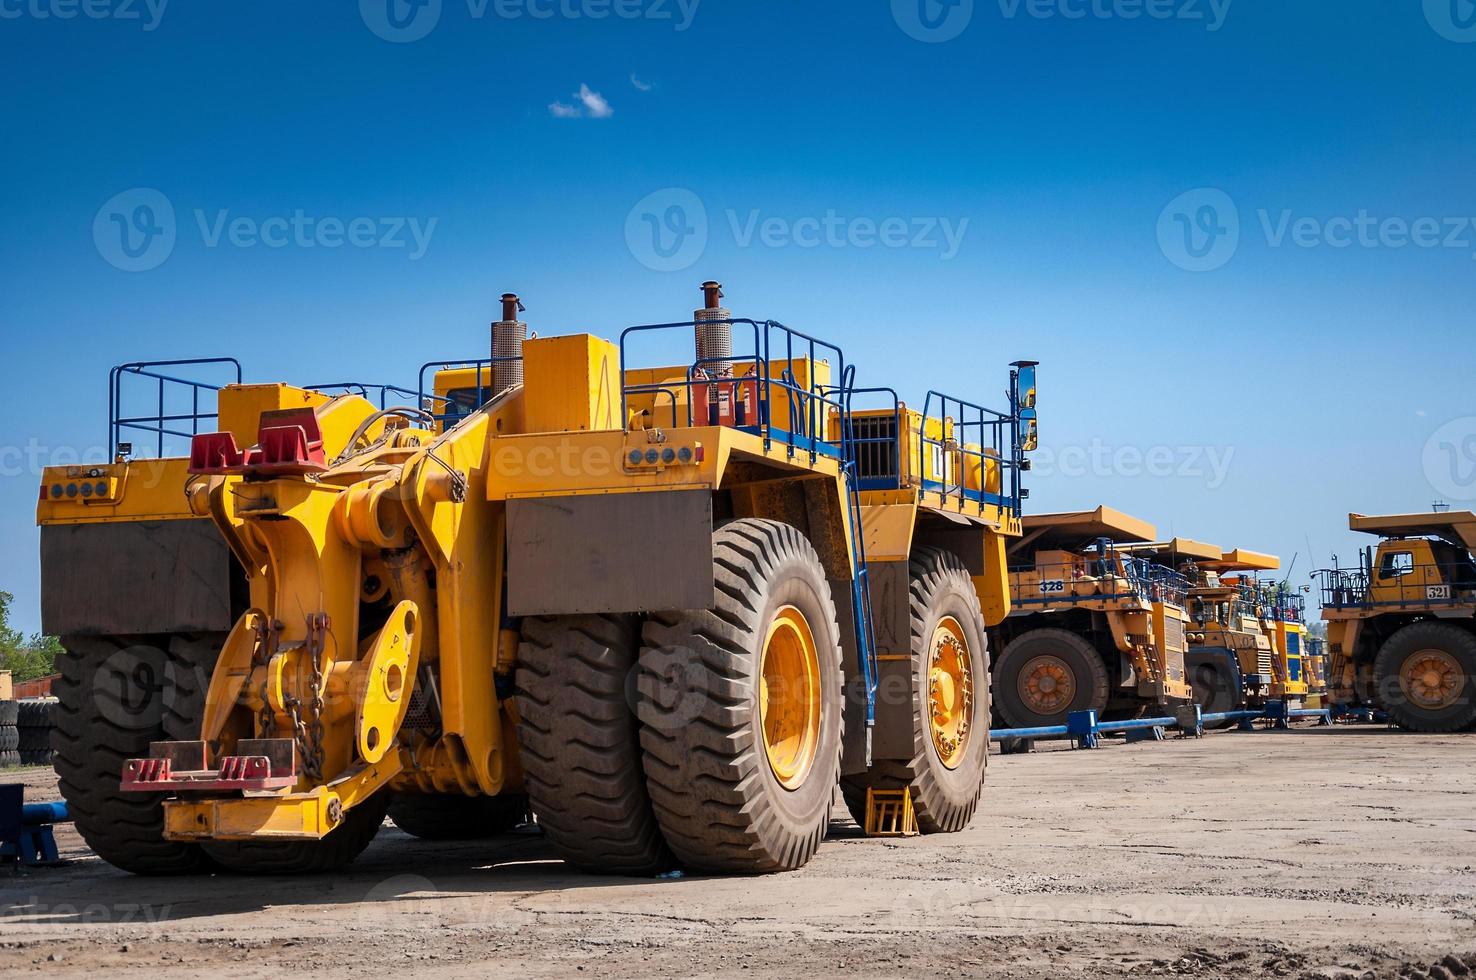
[0,700,18,767]
[17,699,57,767]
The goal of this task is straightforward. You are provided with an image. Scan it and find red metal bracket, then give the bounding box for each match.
[121,739,297,793]
[187,407,328,477]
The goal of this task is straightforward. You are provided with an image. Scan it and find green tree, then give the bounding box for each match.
[0,591,61,682]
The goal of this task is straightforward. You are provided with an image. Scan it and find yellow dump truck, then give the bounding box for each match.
[37,283,1040,875]
[989,506,1192,728]
[1316,511,1476,732]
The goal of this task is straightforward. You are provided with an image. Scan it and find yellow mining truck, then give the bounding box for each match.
[988,507,1192,728]
[37,283,1040,875]
[1316,511,1476,732]
[1122,541,1271,716]
[1244,577,1316,703]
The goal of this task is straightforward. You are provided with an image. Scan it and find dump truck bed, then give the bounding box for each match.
[1203,549,1280,573]
[1018,505,1156,549]
[1348,511,1476,551]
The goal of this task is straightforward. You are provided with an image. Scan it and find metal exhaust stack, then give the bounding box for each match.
[694,280,732,377]
[492,292,526,398]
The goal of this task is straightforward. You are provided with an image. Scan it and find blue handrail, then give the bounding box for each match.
[416,357,522,428]
[305,382,422,410]
[109,358,243,459]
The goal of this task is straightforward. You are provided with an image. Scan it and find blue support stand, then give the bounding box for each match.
[1066,709,1099,749]
[1174,704,1205,738]
[0,786,69,867]
[1264,699,1290,731]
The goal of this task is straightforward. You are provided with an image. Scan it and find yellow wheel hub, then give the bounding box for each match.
[927,617,974,770]
[759,605,822,790]
[1019,655,1076,716]
[1400,649,1466,710]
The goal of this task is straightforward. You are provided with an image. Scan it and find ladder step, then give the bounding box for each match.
[863,787,918,837]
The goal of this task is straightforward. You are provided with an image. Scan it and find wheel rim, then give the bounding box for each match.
[1399,649,1466,710]
[759,605,822,790]
[928,617,974,769]
[1018,654,1076,716]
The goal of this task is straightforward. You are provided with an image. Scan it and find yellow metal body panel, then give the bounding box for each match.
[522,334,621,433]
[217,385,332,448]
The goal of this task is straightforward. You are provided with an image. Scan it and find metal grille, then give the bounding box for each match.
[1164,616,1185,652]
[1257,648,1274,676]
[492,320,527,395]
[849,414,900,485]
[694,307,733,375]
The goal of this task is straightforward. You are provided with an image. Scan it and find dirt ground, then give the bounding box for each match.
[1,726,1472,979]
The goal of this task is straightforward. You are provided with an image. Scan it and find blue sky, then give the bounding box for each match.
[3,0,1476,632]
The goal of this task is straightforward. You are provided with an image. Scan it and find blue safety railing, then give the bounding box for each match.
[1008,544,1184,610]
[1145,563,1192,606]
[305,383,423,410]
[619,318,850,460]
[109,358,243,459]
[915,390,1022,516]
[417,357,524,429]
[619,318,877,712]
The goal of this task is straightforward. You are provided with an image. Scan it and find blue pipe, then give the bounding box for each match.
[1097,716,1177,733]
[22,801,69,825]
[989,724,1070,740]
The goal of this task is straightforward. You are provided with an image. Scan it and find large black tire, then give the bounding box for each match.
[0,727,17,752]
[1189,658,1242,729]
[1373,622,1476,733]
[17,700,55,727]
[0,750,18,768]
[637,519,844,874]
[992,627,1109,730]
[18,726,50,752]
[515,614,672,875]
[388,792,530,840]
[841,549,991,834]
[201,793,390,875]
[20,750,53,767]
[52,635,216,875]
[0,701,17,726]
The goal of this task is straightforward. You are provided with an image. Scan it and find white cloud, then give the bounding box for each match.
[550,84,614,119]
[577,83,613,118]
[630,73,654,92]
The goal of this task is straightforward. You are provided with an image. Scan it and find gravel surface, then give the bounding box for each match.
[1,726,1472,978]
